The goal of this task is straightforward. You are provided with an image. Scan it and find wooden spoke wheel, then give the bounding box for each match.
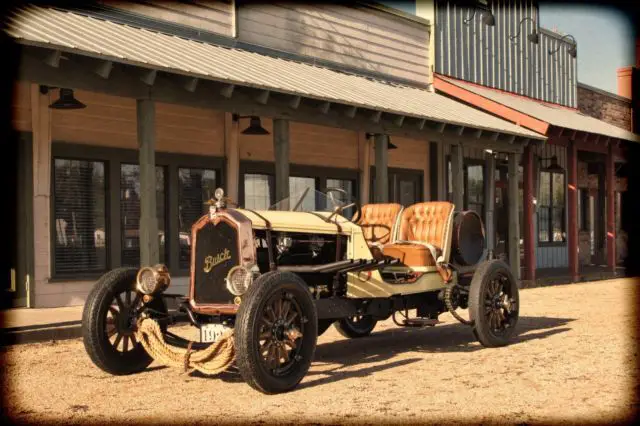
[469,260,519,347]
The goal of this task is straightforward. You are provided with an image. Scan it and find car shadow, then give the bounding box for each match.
[297,316,575,389]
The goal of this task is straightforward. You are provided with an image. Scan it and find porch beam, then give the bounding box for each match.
[273,118,290,207]
[567,139,579,281]
[220,84,235,98]
[184,77,199,93]
[289,95,301,110]
[256,90,270,105]
[507,152,520,279]
[606,141,616,271]
[44,50,61,68]
[137,99,159,266]
[345,106,357,118]
[450,144,464,209]
[225,112,240,203]
[394,115,405,127]
[374,134,389,203]
[94,60,113,79]
[370,111,382,123]
[358,132,372,205]
[523,145,536,281]
[140,69,157,86]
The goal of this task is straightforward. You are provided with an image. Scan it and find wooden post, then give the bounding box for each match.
[567,139,579,281]
[523,145,536,281]
[423,142,430,201]
[224,112,240,203]
[358,132,371,205]
[507,152,520,279]
[450,144,464,210]
[484,151,496,253]
[606,142,616,271]
[273,118,290,208]
[436,141,446,200]
[137,99,159,266]
[374,134,389,203]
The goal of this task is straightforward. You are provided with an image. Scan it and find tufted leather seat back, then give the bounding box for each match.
[397,201,455,262]
[355,203,403,246]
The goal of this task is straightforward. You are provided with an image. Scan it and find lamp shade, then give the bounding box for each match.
[543,156,564,173]
[527,30,540,44]
[241,116,270,135]
[49,88,86,110]
[568,46,577,58]
[482,11,495,26]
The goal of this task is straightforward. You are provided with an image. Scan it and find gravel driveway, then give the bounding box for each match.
[1,278,638,424]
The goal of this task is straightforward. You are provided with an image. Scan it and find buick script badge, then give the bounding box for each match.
[203,248,232,273]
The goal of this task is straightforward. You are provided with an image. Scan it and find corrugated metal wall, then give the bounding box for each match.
[435,0,577,108]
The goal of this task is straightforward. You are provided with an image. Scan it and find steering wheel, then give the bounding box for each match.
[325,187,362,223]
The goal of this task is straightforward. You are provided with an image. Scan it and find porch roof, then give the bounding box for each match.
[435,74,640,143]
[6,5,544,143]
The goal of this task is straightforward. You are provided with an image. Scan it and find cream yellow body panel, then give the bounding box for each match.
[236,209,361,235]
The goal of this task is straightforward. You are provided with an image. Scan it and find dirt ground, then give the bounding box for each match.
[1,278,638,425]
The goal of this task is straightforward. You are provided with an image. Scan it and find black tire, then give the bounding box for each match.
[335,315,377,338]
[468,260,519,347]
[235,271,317,394]
[317,319,335,336]
[82,267,167,375]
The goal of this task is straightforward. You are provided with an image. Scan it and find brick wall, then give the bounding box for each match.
[577,84,632,131]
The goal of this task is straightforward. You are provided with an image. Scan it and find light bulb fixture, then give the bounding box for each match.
[463,2,495,27]
[233,114,270,135]
[548,34,577,58]
[45,87,86,110]
[539,155,564,173]
[509,17,539,45]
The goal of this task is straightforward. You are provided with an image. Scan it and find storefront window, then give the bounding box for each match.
[178,168,217,269]
[53,159,107,275]
[327,178,355,217]
[466,164,484,216]
[244,174,273,210]
[538,171,566,243]
[120,164,166,267]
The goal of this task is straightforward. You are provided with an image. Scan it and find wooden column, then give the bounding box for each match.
[423,142,431,201]
[273,118,290,208]
[523,145,536,281]
[567,139,579,281]
[374,134,389,203]
[436,141,446,200]
[450,144,464,209]
[358,132,372,205]
[484,152,496,253]
[606,142,616,271]
[507,152,520,279]
[137,99,159,266]
[224,112,240,203]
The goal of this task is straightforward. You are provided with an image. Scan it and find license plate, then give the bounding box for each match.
[200,323,230,343]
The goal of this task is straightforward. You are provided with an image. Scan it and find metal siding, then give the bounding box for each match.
[435,0,577,107]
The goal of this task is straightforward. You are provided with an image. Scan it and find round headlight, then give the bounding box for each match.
[226,265,253,296]
[136,264,171,295]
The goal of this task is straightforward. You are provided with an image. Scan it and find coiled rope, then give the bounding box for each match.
[135,318,235,375]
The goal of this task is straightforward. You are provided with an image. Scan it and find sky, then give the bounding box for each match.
[379,1,636,94]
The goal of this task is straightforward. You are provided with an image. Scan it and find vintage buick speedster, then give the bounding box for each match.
[82,188,519,394]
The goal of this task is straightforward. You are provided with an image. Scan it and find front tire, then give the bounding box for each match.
[468,260,519,347]
[335,315,377,338]
[82,268,167,375]
[235,271,317,394]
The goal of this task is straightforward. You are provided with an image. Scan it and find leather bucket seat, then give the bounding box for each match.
[354,203,403,259]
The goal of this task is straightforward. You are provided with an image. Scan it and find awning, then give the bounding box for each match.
[435,74,639,143]
[6,5,544,142]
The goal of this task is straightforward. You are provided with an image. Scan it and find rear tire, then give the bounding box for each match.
[82,268,167,375]
[235,271,317,394]
[335,315,377,338]
[468,260,519,347]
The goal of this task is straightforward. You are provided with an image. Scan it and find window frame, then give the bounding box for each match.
[445,155,486,216]
[369,166,423,205]
[537,169,567,247]
[50,142,224,279]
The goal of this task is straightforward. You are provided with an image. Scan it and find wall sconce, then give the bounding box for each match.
[548,34,577,58]
[232,114,270,135]
[463,1,495,27]
[40,86,86,110]
[366,132,397,150]
[539,155,564,173]
[509,17,539,45]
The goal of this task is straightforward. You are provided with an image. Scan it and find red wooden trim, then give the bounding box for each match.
[567,140,579,282]
[435,73,580,112]
[434,76,550,135]
[606,143,616,271]
[523,145,536,281]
